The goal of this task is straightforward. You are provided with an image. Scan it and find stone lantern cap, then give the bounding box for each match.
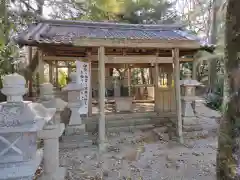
[39,83,67,111]
[40,83,54,95]
[180,79,202,87]
[180,69,202,87]
[62,72,84,91]
[1,73,27,102]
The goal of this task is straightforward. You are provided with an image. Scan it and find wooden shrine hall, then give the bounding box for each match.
[16,19,201,141]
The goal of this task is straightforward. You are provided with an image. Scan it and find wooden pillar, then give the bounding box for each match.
[127,67,131,96]
[55,60,58,88]
[87,52,93,117]
[192,55,197,80]
[68,62,72,77]
[154,63,159,111]
[149,67,154,84]
[98,46,106,150]
[38,50,45,84]
[28,47,33,97]
[167,65,173,87]
[49,62,53,83]
[192,55,197,112]
[173,48,183,144]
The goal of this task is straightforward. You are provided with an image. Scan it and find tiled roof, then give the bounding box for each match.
[16,19,200,45]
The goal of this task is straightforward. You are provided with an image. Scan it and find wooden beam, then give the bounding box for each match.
[173,48,183,144]
[87,51,93,117]
[105,56,172,63]
[127,67,131,96]
[28,47,33,97]
[98,46,106,151]
[49,62,53,83]
[192,55,197,80]
[154,63,159,111]
[55,60,58,88]
[74,38,200,49]
[38,49,45,84]
[43,55,194,63]
[43,56,81,61]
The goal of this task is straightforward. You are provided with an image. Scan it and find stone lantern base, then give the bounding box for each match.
[39,167,67,180]
[182,99,203,132]
[0,150,43,180]
[65,124,86,136]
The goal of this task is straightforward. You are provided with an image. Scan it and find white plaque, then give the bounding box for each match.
[76,61,90,115]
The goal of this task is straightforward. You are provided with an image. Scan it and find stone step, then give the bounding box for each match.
[59,140,94,149]
[86,118,152,129]
[183,129,217,140]
[107,118,152,127]
[85,111,176,121]
[85,115,176,132]
[62,133,95,142]
[61,132,95,149]
[107,124,155,133]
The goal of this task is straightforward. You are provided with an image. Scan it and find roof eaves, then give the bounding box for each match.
[38,19,185,30]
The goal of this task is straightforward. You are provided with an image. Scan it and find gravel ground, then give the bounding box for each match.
[60,102,220,180]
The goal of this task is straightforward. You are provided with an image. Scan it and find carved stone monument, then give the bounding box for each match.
[180,70,202,131]
[62,72,84,135]
[0,73,55,180]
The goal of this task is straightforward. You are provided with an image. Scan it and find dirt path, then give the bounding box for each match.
[60,102,220,180]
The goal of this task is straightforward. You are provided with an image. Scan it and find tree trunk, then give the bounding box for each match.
[209,0,220,92]
[217,0,240,179]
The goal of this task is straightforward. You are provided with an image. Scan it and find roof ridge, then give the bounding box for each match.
[38,19,184,30]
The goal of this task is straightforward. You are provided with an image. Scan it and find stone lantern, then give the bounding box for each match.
[0,73,55,180]
[37,82,67,179]
[180,70,202,131]
[38,83,67,125]
[62,72,84,135]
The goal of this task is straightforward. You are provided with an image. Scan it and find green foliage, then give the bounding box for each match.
[79,0,177,23]
[118,0,178,24]
[58,70,67,88]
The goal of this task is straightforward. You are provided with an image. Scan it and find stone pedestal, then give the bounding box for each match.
[0,73,55,180]
[115,97,133,112]
[181,97,202,131]
[38,123,66,180]
[62,72,85,135]
[114,79,121,97]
